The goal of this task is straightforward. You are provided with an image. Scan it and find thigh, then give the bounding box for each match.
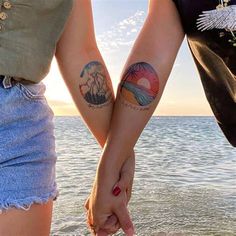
[0,77,58,235]
[0,200,53,236]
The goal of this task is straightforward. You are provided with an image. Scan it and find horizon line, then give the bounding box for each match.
[53,115,214,117]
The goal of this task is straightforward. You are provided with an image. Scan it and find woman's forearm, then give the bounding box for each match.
[54,0,115,148]
[56,47,114,148]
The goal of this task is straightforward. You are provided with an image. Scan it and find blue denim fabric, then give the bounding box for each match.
[0,75,59,214]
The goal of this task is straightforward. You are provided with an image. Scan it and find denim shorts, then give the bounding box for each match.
[0,75,59,214]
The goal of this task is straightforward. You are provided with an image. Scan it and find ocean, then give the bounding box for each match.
[51,116,236,236]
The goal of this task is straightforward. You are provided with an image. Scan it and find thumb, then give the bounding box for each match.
[115,204,135,236]
[84,196,90,210]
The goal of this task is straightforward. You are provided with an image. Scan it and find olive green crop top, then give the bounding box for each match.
[0,0,74,83]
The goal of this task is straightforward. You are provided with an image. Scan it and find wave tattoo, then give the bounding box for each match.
[79,61,112,107]
[120,62,159,108]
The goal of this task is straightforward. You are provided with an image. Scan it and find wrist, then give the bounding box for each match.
[94,166,119,195]
[97,146,134,176]
[99,144,128,170]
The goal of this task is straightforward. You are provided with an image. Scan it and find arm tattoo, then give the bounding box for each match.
[79,61,113,108]
[119,62,159,110]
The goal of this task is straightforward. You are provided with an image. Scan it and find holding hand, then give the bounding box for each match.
[85,151,135,235]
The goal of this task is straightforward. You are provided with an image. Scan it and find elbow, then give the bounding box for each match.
[55,36,100,61]
[55,43,101,71]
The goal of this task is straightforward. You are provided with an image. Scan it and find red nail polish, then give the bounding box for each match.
[112,186,121,196]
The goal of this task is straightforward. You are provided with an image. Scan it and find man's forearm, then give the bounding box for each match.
[98,1,185,172]
[98,61,163,173]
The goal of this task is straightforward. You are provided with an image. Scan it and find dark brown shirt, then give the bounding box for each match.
[173,0,236,147]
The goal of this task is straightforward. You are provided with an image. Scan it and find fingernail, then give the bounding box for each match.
[112,186,121,196]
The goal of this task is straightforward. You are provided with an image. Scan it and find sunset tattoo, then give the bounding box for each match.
[79,61,113,108]
[119,62,159,110]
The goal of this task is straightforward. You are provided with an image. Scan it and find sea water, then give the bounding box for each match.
[51,116,236,236]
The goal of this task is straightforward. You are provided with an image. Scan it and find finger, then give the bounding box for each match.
[96,229,109,236]
[115,205,135,236]
[84,196,90,210]
[103,224,120,235]
[88,223,98,236]
[86,211,99,236]
[89,224,100,236]
[102,215,118,228]
[102,215,120,234]
[112,154,135,197]
[112,172,133,197]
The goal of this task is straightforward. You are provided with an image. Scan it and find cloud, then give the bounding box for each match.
[96,10,146,53]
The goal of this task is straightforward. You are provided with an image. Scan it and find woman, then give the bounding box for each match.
[0,1,134,235]
[86,0,236,235]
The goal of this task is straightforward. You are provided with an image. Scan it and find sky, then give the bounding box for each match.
[44,0,213,116]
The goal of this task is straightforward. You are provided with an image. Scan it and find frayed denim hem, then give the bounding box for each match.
[0,188,59,214]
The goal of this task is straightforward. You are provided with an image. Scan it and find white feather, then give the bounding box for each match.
[196,5,236,31]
